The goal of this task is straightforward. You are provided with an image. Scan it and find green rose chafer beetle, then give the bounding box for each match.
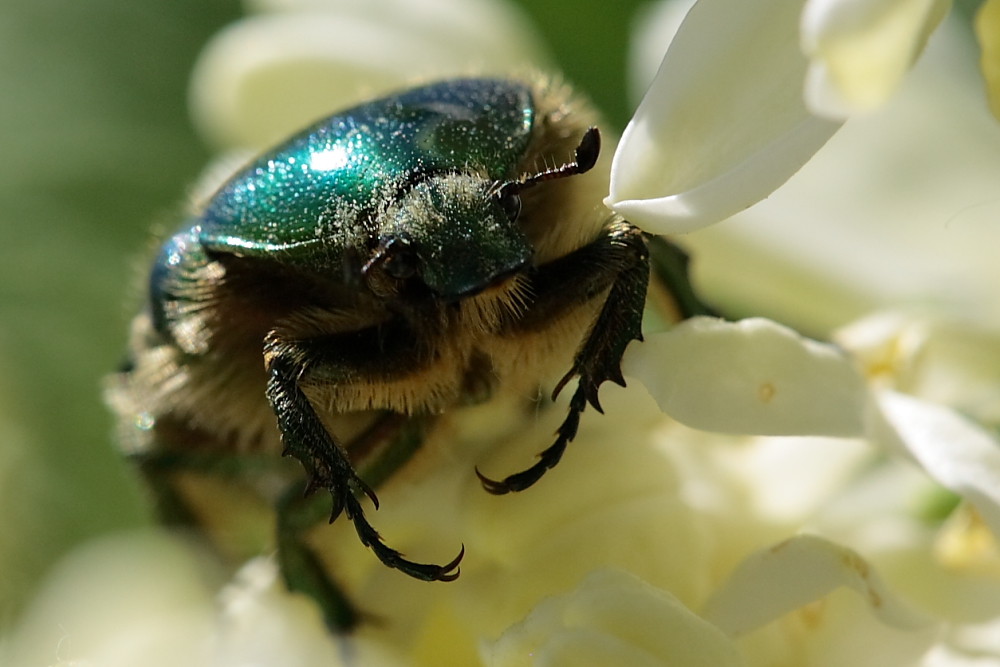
[107,75,707,628]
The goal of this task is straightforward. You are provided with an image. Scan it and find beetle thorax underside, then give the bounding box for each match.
[363,172,534,332]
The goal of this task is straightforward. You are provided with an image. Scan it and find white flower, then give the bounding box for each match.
[627,2,1000,330]
[189,0,547,149]
[623,316,867,437]
[607,0,842,234]
[485,569,745,667]
[800,0,952,118]
[1,535,406,667]
[3,390,946,666]
[610,0,994,239]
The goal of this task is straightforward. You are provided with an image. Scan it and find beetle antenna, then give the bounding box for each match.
[513,126,601,192]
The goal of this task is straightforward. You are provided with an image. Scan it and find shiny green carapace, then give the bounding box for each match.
[197,79,533,260]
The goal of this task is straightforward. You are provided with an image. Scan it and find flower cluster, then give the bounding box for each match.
[7,0,1000,665]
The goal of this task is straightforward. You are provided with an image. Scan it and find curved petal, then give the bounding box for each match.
[216,557,406,666]
[4,535,404,667]
[248,0,545,65]
[702,534,935,635]
[623,317,867,436]
[681,20,1000,330]
[485,569,743,667]
[626,0,696,105]
[607,0,841,234]
[801,0,952,119]
[3,534,219,667]
[189,1,546,149]
[869,390,1000,539]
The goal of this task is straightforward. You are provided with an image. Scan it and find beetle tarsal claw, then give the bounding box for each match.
[303,475,323,497]
[473,466,512,495]
[342,491,464,581]
[328,488,346,524]
[352,475,380,509]
[475,384,587,495]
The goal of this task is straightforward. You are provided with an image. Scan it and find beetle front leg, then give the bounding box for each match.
[477,219,650,494]
[264,335,463,581]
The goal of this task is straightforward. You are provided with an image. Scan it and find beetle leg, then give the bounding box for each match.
[477,219,650,494]
[275,410,439,628]
[264,338,464,582]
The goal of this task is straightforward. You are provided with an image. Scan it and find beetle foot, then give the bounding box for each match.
[291,447,461,580]
[477,224,648,495]
[476,384,586,495]
[339,489,464,581]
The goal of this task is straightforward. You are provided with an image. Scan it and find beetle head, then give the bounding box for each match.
[362,126,602,304]
[364,172,532,301]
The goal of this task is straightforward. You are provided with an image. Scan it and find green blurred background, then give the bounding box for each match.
[0,0,651,629]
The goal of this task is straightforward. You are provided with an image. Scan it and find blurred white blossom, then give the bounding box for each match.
[485,569,745,667]
[189,0,547,149]
[800,0,952,118]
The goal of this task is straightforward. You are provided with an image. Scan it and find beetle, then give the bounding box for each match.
[107,75,707,628]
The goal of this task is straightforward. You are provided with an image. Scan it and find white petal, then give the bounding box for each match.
[216,557,406,666]
[802,0,952,119]
[927,616,1000,664]
[869,390,1000,538]
[4,534,218,667]
[623,317,867,436]
[702,534,935,635]
[245,0,543,65]
[485,569,743,667]
[189,2,545,148]
[716,435,875,523]
[607,0,841,234]
[681,20,1000,330]
[836,312,1000,426]
[4,535,404,667]
[626,0,697,105]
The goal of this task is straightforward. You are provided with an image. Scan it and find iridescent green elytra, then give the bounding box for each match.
[192,79,533,270]
[108,76,655,628]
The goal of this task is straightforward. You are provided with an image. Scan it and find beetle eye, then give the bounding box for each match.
[498,189,521,222]
[381,239,418,280]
